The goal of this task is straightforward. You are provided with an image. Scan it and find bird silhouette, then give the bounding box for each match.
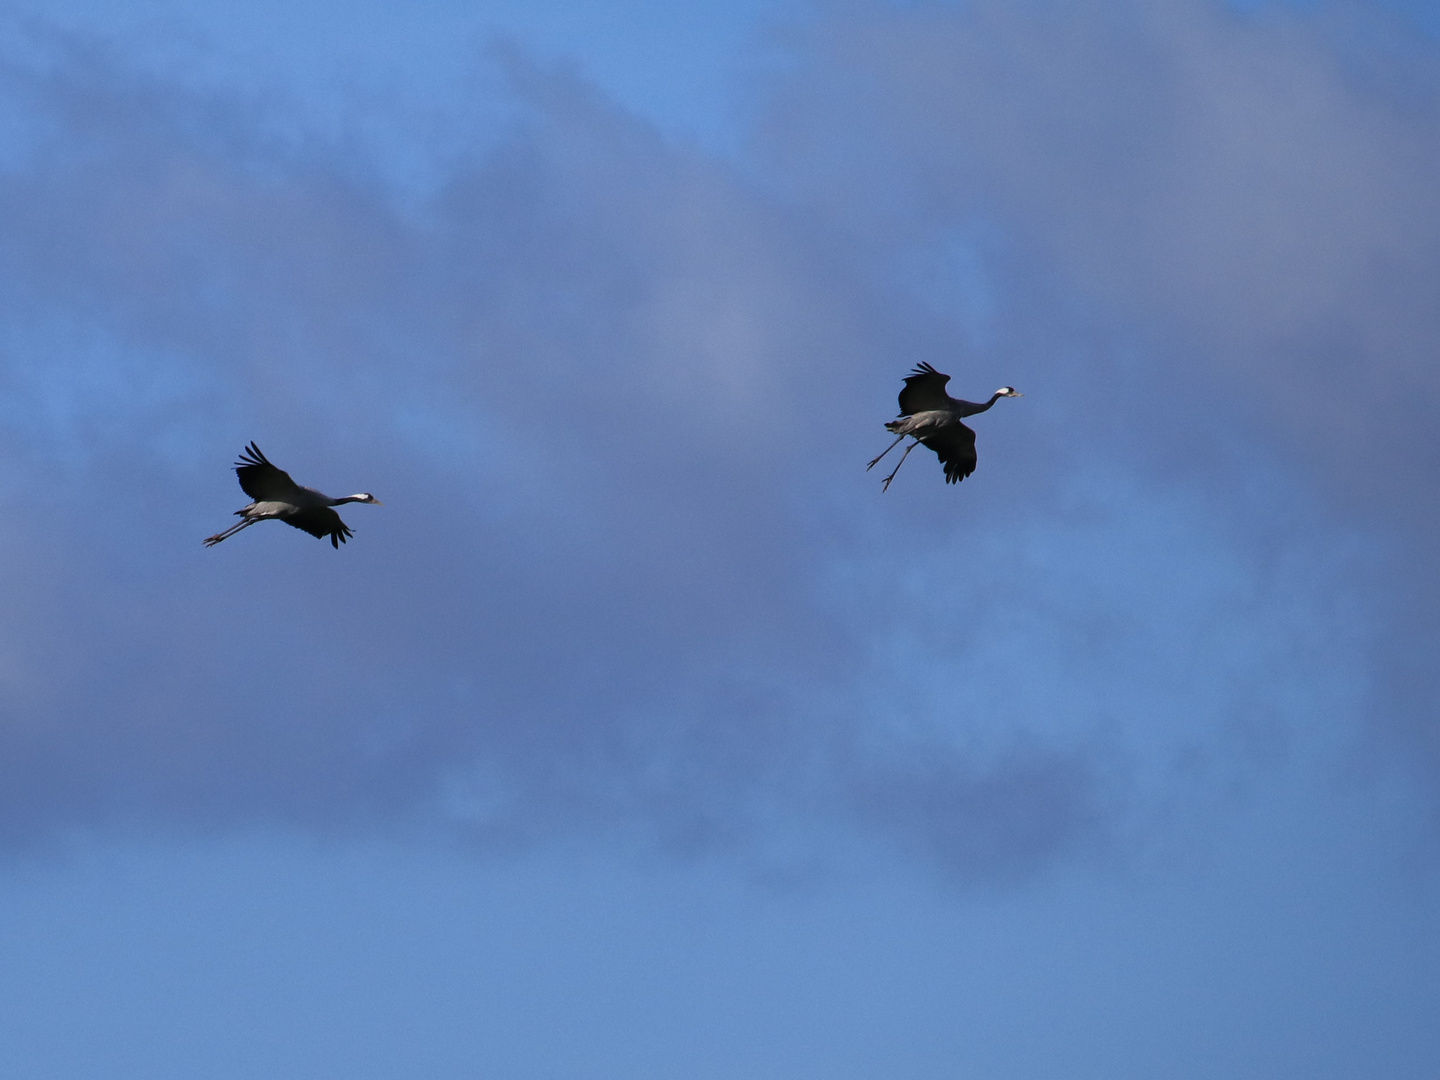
[868,363,1022,491]
[203,443,381,548]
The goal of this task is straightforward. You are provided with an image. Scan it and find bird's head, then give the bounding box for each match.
[997,386,1023,398]
[349,493,383,505]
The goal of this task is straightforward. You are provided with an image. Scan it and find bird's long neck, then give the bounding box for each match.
[955,391,1004,417]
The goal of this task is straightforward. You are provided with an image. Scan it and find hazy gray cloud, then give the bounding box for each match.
[768,0,1440,794]
[0,29,1101,874]
[0,1,1427,875]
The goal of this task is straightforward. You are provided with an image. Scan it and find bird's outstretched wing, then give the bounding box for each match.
[897,362,953,416]
[284,507,353,548]
[235,443,304,502]
[922,421,978,484]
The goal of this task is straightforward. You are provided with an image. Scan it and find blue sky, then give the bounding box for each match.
[1,0,1439,1076]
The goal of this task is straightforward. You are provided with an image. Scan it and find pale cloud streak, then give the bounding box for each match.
[0,0,1433,872]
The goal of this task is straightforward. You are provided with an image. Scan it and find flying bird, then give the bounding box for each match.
[203,443,382,548]
[867,362,1022,491]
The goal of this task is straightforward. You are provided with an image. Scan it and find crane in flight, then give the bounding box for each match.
[868,363,1022,491]
[203,443,382,548]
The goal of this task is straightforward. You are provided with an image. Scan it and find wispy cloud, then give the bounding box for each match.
[0,1,1428,874]
[770,0,1440,791]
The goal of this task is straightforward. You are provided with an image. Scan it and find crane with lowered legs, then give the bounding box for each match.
[203,443,382,548]
[868,362,1022,491]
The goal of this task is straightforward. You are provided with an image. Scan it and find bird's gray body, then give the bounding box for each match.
[869,363,1021,490]
[886,409,960,436]
[204,443,380,548]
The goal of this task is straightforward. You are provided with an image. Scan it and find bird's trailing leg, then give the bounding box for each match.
[867,432,908,472]
[203,516,260,547]
[880,439,921,492]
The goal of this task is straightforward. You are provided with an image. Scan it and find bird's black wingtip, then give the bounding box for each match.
[908,361,946,378]
[235,441,271,469]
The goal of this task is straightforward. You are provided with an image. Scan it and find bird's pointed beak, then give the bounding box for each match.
[371,498,384,506]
